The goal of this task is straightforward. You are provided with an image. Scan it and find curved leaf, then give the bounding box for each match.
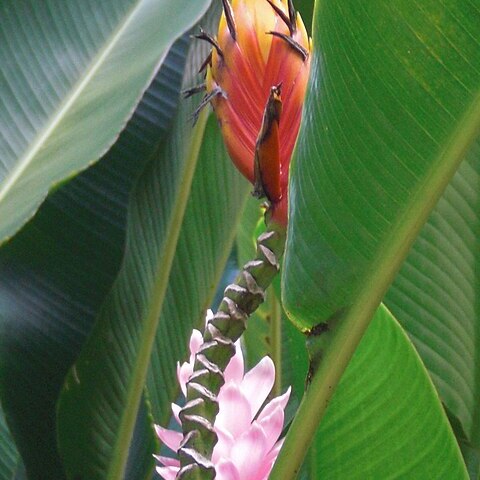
[0,0,210,243]
[146,112,249,426]
[57,11,248,477]
[277,0,480,474]
[283,0,480,328]
[0,37,190,479]
[0,408,21,480]
[385,140,480,448]
[307,306,468,479]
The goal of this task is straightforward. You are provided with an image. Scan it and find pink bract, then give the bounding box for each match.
[155,310,290,480]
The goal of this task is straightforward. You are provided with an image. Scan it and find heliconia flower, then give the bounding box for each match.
[155,310,291,480]
[204,0,311,226]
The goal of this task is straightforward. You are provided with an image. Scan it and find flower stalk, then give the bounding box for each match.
[177,227,286,479]
[170,0,311,477]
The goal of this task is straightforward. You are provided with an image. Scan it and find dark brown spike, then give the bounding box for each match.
[288,0,297,32]
[193,28,224,58]
[267,31,308,61]
[182,83,206,99]
[191,86,225,124]
[265,0,293,35]
[221,0,237,41]
[198,51,212,74]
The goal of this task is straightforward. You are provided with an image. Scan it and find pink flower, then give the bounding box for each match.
[155,311,290,480]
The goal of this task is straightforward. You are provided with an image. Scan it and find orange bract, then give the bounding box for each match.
[206,0,311,225]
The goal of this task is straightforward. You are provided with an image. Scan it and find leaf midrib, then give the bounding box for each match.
[0,0,146,206]
[107,108,209,480]
[273,86,480,480]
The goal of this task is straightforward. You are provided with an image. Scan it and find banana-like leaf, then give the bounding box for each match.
[57,11,249,477]
[305,306,468,479]
[146,113,249,426]
[295,0,315,34]
[0,0,210,244]
[283,0,480,328]
[0,36,190,479]
[239,204,466,478]
[0,408,21,480]
[385,141,480,452]
[277,0,480,474]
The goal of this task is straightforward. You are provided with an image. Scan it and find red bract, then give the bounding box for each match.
[206,0,311,225]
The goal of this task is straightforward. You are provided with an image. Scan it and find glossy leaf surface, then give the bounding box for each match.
[283,0,480,329]
[57,11,249,477]
[274,0,479,476]
[307,306,468,479]
[0,37,190,479]
[146,110,249,426]
[0,0,209,243]
[386,141,480,451]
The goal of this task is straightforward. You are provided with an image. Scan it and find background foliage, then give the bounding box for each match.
[0,0,479,479]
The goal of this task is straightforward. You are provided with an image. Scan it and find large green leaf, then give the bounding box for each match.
[283,0,480,328]
[305,306,468,479]
[57,10,249,477]
[146,114,249,426]
[277,0,480,474]
[0,36,190,479]
[0,408,21,480]
[0,0,210,244]
[385,141,480,452]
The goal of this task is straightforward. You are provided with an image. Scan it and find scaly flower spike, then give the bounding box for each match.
[170,1,311,477]
[155,312,291,480]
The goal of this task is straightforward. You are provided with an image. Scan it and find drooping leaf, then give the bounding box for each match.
[0,36,190,480]
[385,140,480,450]
[0,0,210,243]
[305,306,468,479]
[57,7,249,477]
[146,111,249,425]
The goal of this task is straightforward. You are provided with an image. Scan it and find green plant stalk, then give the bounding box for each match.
[177,223,286,479]
[270,91,480,480]
[107,108,209,480]
[269,289,282,397]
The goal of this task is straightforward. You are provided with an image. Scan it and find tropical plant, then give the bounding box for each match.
[0,0,479,479]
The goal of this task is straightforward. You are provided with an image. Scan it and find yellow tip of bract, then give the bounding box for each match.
[208,0,311,226]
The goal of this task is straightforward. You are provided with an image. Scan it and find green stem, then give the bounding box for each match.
[269,289,282,397]
[269,296,384,479]
[177,224,286,479]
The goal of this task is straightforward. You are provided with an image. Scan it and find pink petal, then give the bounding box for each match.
[257,406,284,452]
[267,438,284,461]
[261,439,285,476]
[189,329,203,358]
[212,425,234,464]
[224,341,244,384]
[216,459,241,480]
[156,465,179,480]
[215,383,252,439]
[257,386,291,422]
[153,454,180,467]
[177,361,192,396]
[240,356,275,419]
[154,425,182,452]
[230,423,269,480]
[171,403,181,425]
[205,309,215,324]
